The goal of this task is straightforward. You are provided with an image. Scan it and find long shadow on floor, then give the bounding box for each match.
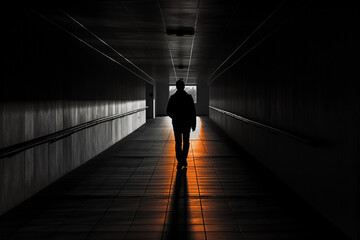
[164,168,191,240]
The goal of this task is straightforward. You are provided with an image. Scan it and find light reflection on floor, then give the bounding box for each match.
[165,116,241,239]
[0,117,347,240]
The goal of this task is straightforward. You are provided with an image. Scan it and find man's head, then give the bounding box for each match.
[176,79,185,90]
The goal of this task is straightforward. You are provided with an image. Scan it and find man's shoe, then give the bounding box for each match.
[177,164,182,170]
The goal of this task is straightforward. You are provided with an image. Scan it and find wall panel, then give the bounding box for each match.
[3,154,24,211]
[0,158,4,214]
[209,4,358,240]
[1,6,147,215]
[24,148,35,199]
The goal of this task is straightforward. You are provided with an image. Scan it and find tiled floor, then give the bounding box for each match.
[0,117,348,240]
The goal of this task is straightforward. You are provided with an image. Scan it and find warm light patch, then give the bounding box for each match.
[190,117,202,140]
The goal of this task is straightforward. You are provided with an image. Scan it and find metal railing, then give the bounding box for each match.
[0,106,148,159]
[209,106,313,145]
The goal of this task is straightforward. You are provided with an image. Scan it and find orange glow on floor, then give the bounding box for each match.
[0,117,342,240]
[164,117,208,239]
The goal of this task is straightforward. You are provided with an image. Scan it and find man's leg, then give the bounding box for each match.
[182,127,191,164]
[173,127,182,162]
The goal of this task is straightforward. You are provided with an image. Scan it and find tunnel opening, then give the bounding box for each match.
[169,85,197,104]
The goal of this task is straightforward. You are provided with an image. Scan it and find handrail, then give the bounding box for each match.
[209,106,313,145]
[0,106,148,159]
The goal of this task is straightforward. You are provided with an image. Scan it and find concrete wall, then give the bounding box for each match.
[156,82,169,116]
[146,82,155,119]
[209,3,359,240]
[196,83,209,116]
[0,6,146,215]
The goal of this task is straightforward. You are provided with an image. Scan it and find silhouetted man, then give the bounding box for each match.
[167,80,196,169]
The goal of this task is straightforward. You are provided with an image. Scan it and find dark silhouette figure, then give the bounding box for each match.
[166,80,196,169]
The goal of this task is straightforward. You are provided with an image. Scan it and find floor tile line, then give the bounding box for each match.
[160,155,176,240]
[198,132,246,239]
[198,134,228,199]
[160,128,178,240]
[122,128,172,240]
[83,154,145,240]
[191,141,208,240]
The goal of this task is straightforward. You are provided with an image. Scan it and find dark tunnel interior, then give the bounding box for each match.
[1,1,359,239]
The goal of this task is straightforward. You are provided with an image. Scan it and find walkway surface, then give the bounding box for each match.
[0,117,348,240]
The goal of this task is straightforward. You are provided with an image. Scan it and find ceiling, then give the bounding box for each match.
[30,0,285,85]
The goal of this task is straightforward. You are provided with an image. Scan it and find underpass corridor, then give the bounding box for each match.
[0,117,346,240]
